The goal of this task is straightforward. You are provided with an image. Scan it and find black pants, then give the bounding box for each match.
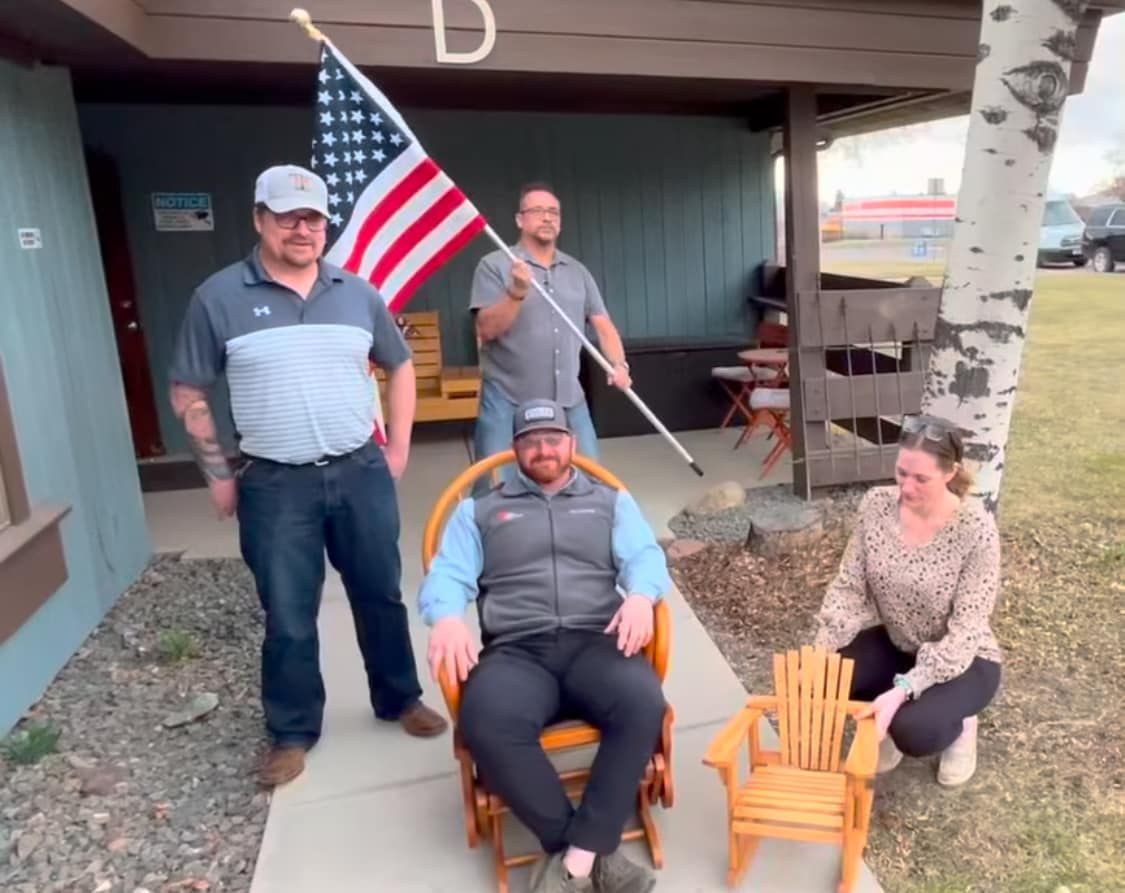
[237,442,424,747]
[841,626,1001,757]
[459,630,666,855]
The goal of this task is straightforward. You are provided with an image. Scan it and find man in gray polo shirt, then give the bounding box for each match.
[169,164,446,788]
[470,182,632,486]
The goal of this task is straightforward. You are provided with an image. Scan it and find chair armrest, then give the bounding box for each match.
[437,665,462,721]
[843,715,879,778]
[646,599,672,682]
[703,705,765,769]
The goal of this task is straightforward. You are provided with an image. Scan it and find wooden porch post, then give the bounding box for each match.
[783,85,822,499]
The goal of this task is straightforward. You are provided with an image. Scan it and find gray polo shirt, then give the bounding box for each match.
[470,245,608,408]
[170,248,410,464]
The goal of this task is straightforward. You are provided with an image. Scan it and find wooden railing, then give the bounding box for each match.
[794,282,940,488]
[760,265,942,490]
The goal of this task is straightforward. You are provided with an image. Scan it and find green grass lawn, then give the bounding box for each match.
[816,261,1125,892]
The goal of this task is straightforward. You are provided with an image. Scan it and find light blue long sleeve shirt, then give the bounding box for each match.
[419,487,671,626]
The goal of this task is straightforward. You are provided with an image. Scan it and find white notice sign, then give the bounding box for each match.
[152,193,214,231]
[17,228,42,250]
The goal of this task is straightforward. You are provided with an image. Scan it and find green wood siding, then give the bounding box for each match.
[0,62,150,734]
[79,103,774,454]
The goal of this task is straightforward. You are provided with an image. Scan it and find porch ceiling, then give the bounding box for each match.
[1,0,1117,131]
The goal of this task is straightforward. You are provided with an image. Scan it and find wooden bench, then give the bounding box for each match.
[374,310,481,423]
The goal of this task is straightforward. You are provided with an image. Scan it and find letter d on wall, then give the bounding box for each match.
[432,0,496,65]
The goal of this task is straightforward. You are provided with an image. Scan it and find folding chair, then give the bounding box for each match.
[711,365,779,433]
[737,386,792,478]
[421,451,676,893]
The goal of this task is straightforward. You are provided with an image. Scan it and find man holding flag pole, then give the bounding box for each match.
[469,181,633,491]
[294,9,704,481]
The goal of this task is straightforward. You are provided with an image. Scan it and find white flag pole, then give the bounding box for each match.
[481,225,703,476]
[290,7,704,477]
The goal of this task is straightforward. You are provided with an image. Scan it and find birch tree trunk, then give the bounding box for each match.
[921,0,1089,514]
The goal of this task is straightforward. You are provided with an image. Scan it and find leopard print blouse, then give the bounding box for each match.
[813,486,1002,696]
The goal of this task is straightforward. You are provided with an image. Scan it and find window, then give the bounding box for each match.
[0,472,10,532]
[1041,200,1081,227]
[1108,209,1125,227]
[0,365,29,530]
[0,359,71,645]
[1088,207,1112,227]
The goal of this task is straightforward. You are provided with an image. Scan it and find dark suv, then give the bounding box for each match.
[1082,203,1125,273]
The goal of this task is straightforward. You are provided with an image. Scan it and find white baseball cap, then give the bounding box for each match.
[254,164,329,216]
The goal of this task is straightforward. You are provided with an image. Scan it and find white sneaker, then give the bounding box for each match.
[877,736,903,774]
[937,718,978,786]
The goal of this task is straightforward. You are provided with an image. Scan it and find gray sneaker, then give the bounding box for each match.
[592,850,656,893]
[530,853,594,893]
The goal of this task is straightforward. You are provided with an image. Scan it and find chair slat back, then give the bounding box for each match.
[772,646,854,771]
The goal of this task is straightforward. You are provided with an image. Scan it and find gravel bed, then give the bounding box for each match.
[668,482,867,544]
[0,554,268,893]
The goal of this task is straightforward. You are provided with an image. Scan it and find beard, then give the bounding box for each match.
[279,239,319,268]
[521,455,569,485]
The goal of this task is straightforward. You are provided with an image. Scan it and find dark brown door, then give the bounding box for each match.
[85,149,165,458]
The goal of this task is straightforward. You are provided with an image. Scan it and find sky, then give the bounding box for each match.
[815,13,1125,202]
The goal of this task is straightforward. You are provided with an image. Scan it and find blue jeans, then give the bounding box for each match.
[472,379,600,496]
[236,441,423,747]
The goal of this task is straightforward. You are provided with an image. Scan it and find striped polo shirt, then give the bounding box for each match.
[170,248,410,464]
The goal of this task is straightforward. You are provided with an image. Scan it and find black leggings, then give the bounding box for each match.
[841,626,1001,757]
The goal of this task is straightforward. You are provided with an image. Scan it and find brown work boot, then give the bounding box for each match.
[257,745,306,788]
[530,853,593,893]
[593,849,656,893]
[398,701,448,738]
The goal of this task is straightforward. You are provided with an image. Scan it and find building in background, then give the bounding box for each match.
[1,0,1121,734]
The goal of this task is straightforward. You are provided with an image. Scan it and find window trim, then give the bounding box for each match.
[0,361,72,644]
[0,364,30,526]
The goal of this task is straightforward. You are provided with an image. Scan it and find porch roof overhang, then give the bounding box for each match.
[0,0,1120,134]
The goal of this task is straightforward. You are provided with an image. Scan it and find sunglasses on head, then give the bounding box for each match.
[899,415,963,459]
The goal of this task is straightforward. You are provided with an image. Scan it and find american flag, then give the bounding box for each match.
[312,42,486,309]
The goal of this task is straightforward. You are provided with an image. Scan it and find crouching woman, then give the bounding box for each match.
[813,415,1002,786]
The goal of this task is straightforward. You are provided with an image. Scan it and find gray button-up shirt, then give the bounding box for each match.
[470,245,608,408]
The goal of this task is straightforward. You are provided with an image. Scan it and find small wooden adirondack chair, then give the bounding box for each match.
[421,451,675,893]
[703,646,878,892]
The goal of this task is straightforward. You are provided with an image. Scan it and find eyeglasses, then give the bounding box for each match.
[517,431,568,449]
[271,210,328,232]
[518,206,561,219]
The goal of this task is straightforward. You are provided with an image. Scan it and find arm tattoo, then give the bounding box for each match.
[182,398,232,482]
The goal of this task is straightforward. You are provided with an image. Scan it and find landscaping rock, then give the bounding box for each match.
[15,831,42,861]
[664,539,708,563]
[162,692,220,729]
[81,767,128,797]
[746,503,825,557]
[686,481,746,515]
[0,555,267,893]
[670,482,864,546]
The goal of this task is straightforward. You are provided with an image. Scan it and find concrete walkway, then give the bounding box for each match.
[145,429,881,893]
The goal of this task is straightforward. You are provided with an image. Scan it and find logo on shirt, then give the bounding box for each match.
[495,510,524,524]
[568,508,597,515]
[253,306,271,317]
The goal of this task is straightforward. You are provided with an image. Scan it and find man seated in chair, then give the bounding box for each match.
[419,398,671,893]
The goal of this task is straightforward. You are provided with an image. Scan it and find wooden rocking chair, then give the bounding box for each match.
[421,451,675,893]
[703,646,878,892]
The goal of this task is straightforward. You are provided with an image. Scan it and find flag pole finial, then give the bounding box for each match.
[290,8,326,42]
